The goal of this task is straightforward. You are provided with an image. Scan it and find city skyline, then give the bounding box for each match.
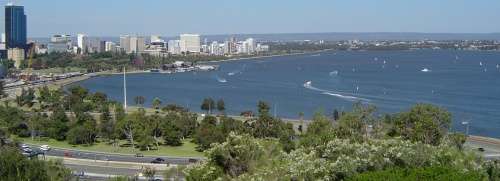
[0,0,499,37]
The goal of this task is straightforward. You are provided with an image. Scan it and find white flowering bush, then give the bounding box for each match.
[184,134,484,181]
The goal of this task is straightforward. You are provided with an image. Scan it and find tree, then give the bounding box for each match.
[257,101,270,116]
[394,104,451,145]
[0,80,4,98]
[134,96,146,107]
[163,121,183,146]
[117,110,145,149]
[200,98,215,114]
[142,166,156,181]
[99,105,116,142]
[0,146,71,181]
[333,109,340,121]
[152,97,162,110]
[216,99,225,115]
[47,106,69,141]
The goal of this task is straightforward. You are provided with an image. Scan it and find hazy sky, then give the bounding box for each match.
[2,0,500,37]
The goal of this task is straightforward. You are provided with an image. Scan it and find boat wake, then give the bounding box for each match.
[329,70,339,76]
[303,81,370,102]
[216,76,227,83]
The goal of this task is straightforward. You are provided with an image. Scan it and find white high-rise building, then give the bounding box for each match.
[168,40,181,55]
[120,35,144,54]
[130,36,145,53]
[105,41,116,52]
[77,34,88,54]
[151,35,163,43]
[246,38,256,54]
[180,34,201,53]
[1,33,6,43]
[120,35,131,53]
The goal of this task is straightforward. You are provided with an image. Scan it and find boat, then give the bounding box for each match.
[421,68,430,72]
[311,54,321,57]
[149,69,160,73]
[480,62,483,66]
[304,81,312,87]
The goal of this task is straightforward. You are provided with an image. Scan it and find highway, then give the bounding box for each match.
[26,143,202,165]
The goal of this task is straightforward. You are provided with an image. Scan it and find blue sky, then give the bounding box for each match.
[2,0,500,37]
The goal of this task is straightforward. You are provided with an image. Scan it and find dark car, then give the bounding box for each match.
[478,147,485,152]
[150,158,166,164]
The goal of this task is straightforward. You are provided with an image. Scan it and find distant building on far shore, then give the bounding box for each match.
[180,34,201,53]
[120,35,145,54]
[5,4,27,49]
[8,48,25,68]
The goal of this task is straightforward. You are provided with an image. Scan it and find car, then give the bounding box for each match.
[72,171,85,177]
[478,147,485,152]
[150,158,166,164]
[40,145,51,151]
[20,144,29,149]
[135,153,144,157]
[22,147,32,153]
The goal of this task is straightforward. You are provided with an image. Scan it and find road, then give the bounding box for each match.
[26,143,202,165]
[466,136,500,160]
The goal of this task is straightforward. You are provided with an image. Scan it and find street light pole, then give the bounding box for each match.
[462,121,470,137]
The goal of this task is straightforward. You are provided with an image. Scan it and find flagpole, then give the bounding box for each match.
[123,66,127,113]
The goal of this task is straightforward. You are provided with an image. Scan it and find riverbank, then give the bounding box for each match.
[206,49,334,64]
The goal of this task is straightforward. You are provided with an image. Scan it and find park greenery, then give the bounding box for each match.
[183,103,500,181]
[0,84,500,180]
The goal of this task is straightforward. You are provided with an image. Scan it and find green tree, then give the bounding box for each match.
[134,96,146,107]
[200,98,215,114]
[142,166,156,181]
[0,80,4,98]
[152,97,162,110]
[0,146,71,181]
[47,106,69,141]
[394,104,451,145]
[99,105,116,142]
[216,99,225,115]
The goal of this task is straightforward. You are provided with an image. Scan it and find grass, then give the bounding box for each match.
[22,67,86,75]
[17,137,204,158]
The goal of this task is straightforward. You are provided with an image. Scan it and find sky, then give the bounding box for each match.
[1,0,500,37]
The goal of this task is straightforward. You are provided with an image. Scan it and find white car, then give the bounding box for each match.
[40,145,51,151]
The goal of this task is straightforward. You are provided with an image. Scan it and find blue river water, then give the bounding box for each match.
[74,50,500,138]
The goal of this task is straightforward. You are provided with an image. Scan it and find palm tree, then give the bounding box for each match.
[134,96,146,107]
[152,97,162,110]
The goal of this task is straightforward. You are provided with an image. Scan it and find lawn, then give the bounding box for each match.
[18,137,204,158]
[23,67,86,75]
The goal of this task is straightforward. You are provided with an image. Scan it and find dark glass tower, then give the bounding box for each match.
[5,5,27,49]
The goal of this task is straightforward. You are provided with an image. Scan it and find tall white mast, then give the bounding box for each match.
[123,66,127,112]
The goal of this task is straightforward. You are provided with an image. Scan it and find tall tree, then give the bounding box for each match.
[200,98,215,114]
[216,99,225,115]
[134,96,146,107]
[152,97,162,110]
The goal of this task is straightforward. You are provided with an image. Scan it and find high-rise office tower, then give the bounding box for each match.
[5,3,27,49]
[77,34,88,54]
[180,34,201,53]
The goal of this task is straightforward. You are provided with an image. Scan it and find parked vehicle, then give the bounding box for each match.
[135,153,144,157]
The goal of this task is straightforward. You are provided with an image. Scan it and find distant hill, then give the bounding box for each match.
[30,32,500,43]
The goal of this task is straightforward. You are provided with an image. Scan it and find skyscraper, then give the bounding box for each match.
[180,34,201,53]
[77,34,88,54]
[5,4,27,49]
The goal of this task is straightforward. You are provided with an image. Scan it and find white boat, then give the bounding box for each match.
[480,62,483,66]
[304,81,312,87]
[496,64,499,69]
[421,68,430,72]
